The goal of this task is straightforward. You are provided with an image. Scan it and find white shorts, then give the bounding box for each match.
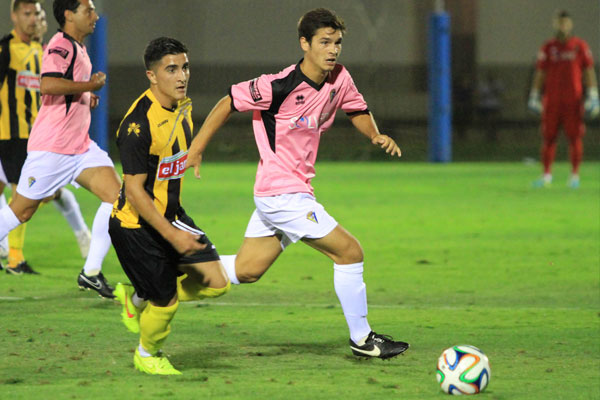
[16,141,114,200]
[245,193,338,249]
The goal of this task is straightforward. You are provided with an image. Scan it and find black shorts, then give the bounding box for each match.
[108,213,220,302]
[0,139,28,183]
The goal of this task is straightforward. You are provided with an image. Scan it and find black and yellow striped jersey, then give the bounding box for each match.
[0,30,42,140]
[113,88,193,229]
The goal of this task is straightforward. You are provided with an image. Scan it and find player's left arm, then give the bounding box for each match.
[582,41,599,118]
[349,112,401,157]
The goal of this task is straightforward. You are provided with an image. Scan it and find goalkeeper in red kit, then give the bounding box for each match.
[528,10,598,188]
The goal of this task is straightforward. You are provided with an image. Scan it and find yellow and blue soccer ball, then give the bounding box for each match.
[436,345,491,395]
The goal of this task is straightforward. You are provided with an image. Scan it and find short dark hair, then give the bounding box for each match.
[555,9,570,19]
[53,0,79,27]
[12,0,40,12]
[297,8,346,43]
[144,37,188,70]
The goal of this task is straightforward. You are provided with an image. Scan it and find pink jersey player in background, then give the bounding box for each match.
[188,8,409,359]
[528,9,599,188]
[0,0,121,298]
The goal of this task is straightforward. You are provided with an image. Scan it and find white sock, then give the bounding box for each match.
[138,343,153,358]
[334,262,372,343]
[220,255,240,284]
[0,194,9,250]
[82,202,112,275]
[53,188,89,234]
[132,292,147,310]
[0,205,22,242]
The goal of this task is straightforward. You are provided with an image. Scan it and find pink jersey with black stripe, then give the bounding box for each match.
[28,31,92,154]
[230,62,368,196]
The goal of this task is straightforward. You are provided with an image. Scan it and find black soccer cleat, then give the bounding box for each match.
[5,261,40,275]
[77,269,115,299]
[349,331,409,359]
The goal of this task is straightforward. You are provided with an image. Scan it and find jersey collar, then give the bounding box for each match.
[296,59,327,91]
[145,88,191,114]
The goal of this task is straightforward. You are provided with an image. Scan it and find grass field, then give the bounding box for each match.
[0,161,598,399]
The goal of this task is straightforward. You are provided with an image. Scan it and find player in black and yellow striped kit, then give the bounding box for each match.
[110,37,230,375]
[0,0,92,276]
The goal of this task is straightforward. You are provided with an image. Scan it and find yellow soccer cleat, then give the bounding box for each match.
[133,348,182,375]
[114,283,140,333]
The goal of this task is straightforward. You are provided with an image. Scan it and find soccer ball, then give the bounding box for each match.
[436,345,491,395]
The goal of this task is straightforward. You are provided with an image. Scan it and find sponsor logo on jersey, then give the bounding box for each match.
[306,211,318,223]
[249,78,262,102]
[157,151,188,181]
[157,119,168,127]
[28,177,36,187]
[48,46,69,59]
[16,71,40,91]
[289,113,330,131]
[127,122,141,136]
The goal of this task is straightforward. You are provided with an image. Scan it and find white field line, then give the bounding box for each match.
[0,296,596,312]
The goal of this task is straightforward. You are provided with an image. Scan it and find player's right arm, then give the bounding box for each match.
[40,71,105,95]
[40,36,105,96]
[123,173,205,256]
[528,45,548,115]
[187,95,233,179]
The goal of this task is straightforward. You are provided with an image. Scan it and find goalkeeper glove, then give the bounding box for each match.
[584,87,599,119]
[528,89,543,115]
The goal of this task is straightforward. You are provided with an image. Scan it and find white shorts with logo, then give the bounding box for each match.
[16,141,114,200]
[245,193,338,249]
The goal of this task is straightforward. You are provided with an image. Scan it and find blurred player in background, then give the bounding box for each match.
[0,0,119,298]
[188,8,409,359]
[111,37,229,375]
[0,0,92,274]
[528,10,599,188]
[32,5,47,45]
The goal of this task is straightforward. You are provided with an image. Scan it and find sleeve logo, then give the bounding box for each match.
[249,78,262,102]
[48,46,69,59]
[127,122,141,136]
[157,151,188,181]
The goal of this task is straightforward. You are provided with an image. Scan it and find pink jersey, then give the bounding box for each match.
[28,31,92,154]
[230,62,368,196]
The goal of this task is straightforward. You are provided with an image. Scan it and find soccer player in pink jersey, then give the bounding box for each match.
[188,8,409,359]
[0,0,120,298]
[528,10,599,188]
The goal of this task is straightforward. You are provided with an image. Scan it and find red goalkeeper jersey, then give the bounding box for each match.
[536,36,594,103]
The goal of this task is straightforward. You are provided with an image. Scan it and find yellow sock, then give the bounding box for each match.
[139,301,179,355]
[8,223,27,267]
[177,274,231,302]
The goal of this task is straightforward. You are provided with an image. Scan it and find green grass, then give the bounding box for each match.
[0,161,598,399]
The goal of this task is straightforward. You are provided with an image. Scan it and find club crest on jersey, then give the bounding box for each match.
[157,151,188,181]
[127,122,141,136]
[249,78,262,102]
[296,95,305,105]
[306,211,318,223]
[28,177,36,187]
[329,89,337,103]
[16,71,40,91]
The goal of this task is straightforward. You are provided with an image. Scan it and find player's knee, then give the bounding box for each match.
[15,206,36,223]
[335,235,363,264]
[237,269,263,283]
[199,281,231,299]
